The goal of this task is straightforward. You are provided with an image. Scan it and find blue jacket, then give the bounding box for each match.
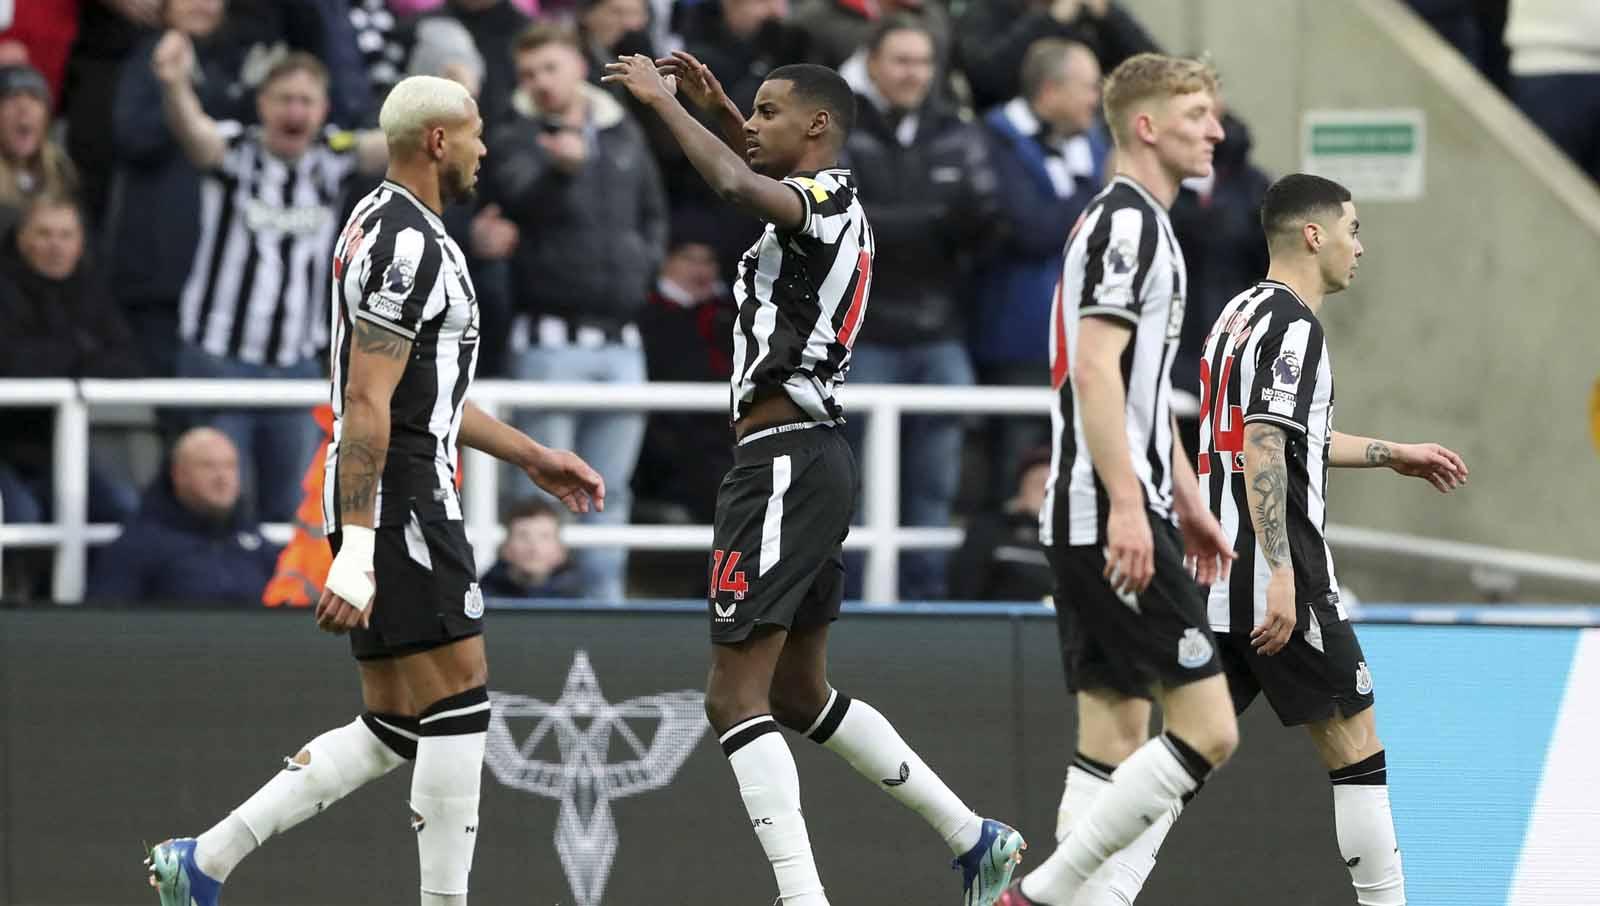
[970,105,1108,368]
[86,475,280,604]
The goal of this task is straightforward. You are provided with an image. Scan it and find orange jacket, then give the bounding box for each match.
[262,406,335,607]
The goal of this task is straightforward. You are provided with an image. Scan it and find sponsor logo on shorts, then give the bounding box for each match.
[713,601,737,621]
[464,582,484,619]
[1178,628,1214,669]
[1355,660,1373,695]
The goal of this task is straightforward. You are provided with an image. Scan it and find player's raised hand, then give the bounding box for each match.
[655,51,728,111]
[1387,442,1469,493]
[1103,501,1155,596]
[526,447,606,514]
[152,29,195,86]
[1252,570,1296,655]
[601,54,678,107]
[1180,508,1237,588]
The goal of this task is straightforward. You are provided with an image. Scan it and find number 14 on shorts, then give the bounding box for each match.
[710,549,749,600]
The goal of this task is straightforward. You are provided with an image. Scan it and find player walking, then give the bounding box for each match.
[146,75,604,906]
[1001,53,1241,906]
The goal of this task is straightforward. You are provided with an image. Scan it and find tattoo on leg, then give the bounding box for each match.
[1364,441,1392,467]
[1246,424,1291,570]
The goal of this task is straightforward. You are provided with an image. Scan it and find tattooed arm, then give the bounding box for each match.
[316,318,411,633]
[1243,422,1295,654]
[336,320,412,528]
[1329,431,1469,492]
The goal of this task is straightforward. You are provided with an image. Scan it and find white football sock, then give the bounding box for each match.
[200,713,413,882]
[1022,733,1208,906]
[1049,754,1173,906]
[413,688,490,902]
[722,716,828,905]
[804,691,981,853]
[1079,803,1176,906]
[1332,751,1406,905]
[1056,757,1114,843]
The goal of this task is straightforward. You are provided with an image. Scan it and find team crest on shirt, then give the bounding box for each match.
[1273,351,1302,386]
[1178,628,1214,669]
[464,582,485,619]
[1355,661,1374,695]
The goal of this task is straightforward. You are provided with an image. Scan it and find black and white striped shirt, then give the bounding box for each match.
[324,180,480,532]
[1197,280,1342,636]
[730,168,874,424]
[181,122,357,366]
[1041,176,1187,547]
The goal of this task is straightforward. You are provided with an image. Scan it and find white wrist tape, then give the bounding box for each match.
[326,525,377,612]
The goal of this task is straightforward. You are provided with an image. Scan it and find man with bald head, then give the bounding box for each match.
[974,38,1108,505]
[86,428,277,604]
[146,75,604,906]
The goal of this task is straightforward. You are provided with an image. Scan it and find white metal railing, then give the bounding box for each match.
[4,378,1600,603]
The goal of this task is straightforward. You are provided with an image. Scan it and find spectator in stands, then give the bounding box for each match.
[972,38,1107,505]
[401,14,521,377]
[1508,0,1600,182]
[440,0,534,122]
[86,427,280,603]
[580,0,655,76]
[1169,107,1271,458]
[348,0,414,107]
[956,0,1158,112]
[488,23,666,601]
[0,194,143,530]
[111,0,247,389]
[156,42,388,522]
[947,446,1054,602]
[0,0,78,109]
[844,16,999,599]
[1405,0,1510,89]
[0,65,78,238]
[672,1,809,279]
[217,0,373,127]
[634,210,736,526]
[792,0,951,72]
[478,498,580,597]
[679,0,810,113]
[64,1,162,221]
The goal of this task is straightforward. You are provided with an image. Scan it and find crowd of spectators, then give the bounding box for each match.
[10,0,1570,605]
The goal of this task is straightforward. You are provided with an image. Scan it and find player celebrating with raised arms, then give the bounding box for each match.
[603,50,1025,906]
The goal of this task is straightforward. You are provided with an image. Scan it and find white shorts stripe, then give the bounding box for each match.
[404,512,433,570]
[759,454,792,578]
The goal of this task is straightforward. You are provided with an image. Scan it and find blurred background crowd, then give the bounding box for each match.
[0,0,1587,605]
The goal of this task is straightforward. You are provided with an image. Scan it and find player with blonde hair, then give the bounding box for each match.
[1001,52,1237,906]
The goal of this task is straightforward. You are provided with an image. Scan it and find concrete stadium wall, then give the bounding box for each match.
[1122,0,1600,561]
[3,606,1595,906]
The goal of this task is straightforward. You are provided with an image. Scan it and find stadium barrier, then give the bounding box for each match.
[0,601,1593,906]
[3,379,1599,605]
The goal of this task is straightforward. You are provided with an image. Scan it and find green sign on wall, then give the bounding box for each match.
[1301,109,1426,201]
